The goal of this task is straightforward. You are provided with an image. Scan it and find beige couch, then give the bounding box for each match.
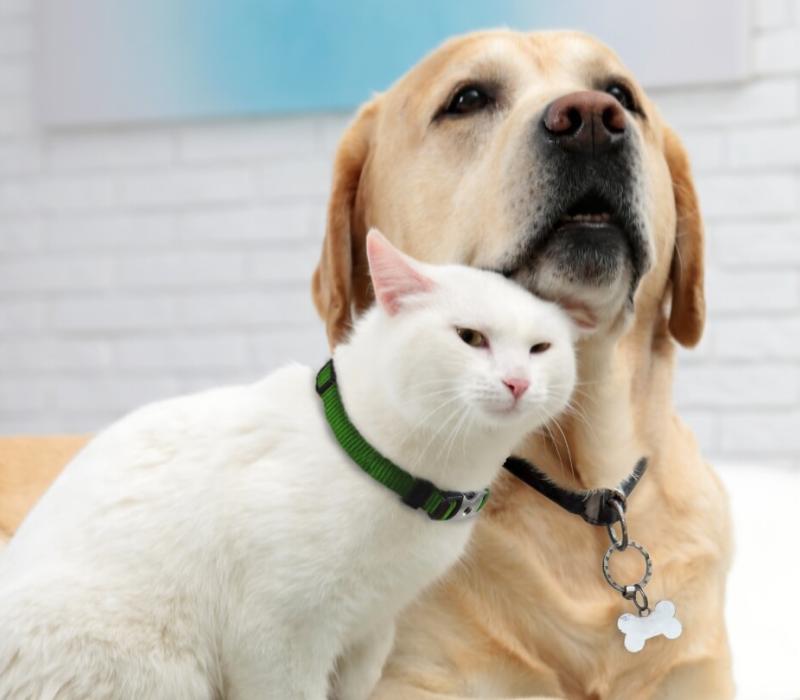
[0,436,88,541]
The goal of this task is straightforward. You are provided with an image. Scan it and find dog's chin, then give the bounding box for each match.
[510,223,636,331]
[539,222,633,285]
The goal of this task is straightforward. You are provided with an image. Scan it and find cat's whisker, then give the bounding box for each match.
[404,378,461,392]
[399,386,462,406]
[403,392,464,437]
[405,396,466,472]
[462,408,478,460]
[404,389,463,411]
[561,399,598,441]
[570,379,602,388]
[442,404,473,472]
[437,417,459,471]
[546,383,593,396]
[543,422,570,482]
[417,410,465,474]
[549,416,576,482]
[564,400,592,426]
[537,385,597,448]
[413,386,464,399]
[436,404,478,484]
[567,387,597,404]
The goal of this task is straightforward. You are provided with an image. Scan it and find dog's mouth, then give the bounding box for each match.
[534,186,647,282]
[545,190,634,256]
[555,190,619,229]
[502,188,644,280]
[498,185,649,328]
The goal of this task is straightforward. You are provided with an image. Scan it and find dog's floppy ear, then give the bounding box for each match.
[663,126,705,348]
[311,100,378,348]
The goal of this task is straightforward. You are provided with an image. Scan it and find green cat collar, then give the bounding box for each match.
[315,359,490,521]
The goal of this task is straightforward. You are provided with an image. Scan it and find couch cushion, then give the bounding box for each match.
[0,436,88,539]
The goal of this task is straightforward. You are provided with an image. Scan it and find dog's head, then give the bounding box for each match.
[313,30,704,349]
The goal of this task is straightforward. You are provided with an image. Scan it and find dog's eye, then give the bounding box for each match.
[530,342,551,355]
[456,327,488,348]
[445,86,492,116]
[606,83,636,111]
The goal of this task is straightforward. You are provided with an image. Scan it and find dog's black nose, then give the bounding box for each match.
[542,91,626,155]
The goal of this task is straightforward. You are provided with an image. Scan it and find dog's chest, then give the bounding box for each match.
[491,495,722,699]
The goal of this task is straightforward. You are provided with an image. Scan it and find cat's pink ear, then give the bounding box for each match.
[366,229,435,315]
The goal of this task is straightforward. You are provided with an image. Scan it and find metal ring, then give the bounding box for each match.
[601,540,653,594]
[623,584,650,615]
[605,497,628,551]
[610,487,627,504]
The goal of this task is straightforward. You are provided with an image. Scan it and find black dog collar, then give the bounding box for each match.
[502,456,648,526]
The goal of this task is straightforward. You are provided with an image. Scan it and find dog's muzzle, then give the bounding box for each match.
[500,90,650,308]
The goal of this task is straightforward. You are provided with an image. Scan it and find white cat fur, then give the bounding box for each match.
[0,230,577,700]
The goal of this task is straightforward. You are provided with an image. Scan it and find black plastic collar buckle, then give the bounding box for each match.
[401,477,436,511]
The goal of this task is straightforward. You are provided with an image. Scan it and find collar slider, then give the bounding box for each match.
[315,359,337,396]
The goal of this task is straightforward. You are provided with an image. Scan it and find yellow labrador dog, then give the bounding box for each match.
[312,31,733,700]
[0,29,732,700]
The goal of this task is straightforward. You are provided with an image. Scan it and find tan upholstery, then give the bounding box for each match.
[0,436,89,540]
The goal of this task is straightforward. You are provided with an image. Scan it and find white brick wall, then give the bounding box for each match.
[650,0,800,470]
[1,1,799,471]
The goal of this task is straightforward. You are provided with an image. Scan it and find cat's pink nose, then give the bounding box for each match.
[502,377,529,400]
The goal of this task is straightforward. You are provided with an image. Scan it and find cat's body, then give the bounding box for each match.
[0,232,578,700]
[0,365,474,699]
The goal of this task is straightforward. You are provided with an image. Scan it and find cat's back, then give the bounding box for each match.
[0,363,324,696]
[1,362,319,574]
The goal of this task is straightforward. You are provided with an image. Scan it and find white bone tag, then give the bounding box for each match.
[617,599,682,653]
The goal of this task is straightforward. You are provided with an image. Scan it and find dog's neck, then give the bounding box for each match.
[521,313,672,490]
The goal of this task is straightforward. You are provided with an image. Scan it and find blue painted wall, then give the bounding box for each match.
[41,0,747,125]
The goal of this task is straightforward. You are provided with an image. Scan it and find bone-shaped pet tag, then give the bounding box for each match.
[618,599,682,653]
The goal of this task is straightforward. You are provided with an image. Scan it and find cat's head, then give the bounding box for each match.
[360,229,580,438]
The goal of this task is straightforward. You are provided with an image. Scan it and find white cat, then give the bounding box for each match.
[0,230,578,700]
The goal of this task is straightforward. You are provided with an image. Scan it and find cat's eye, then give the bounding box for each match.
[530,342,551,354]
[456,327,488,348]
